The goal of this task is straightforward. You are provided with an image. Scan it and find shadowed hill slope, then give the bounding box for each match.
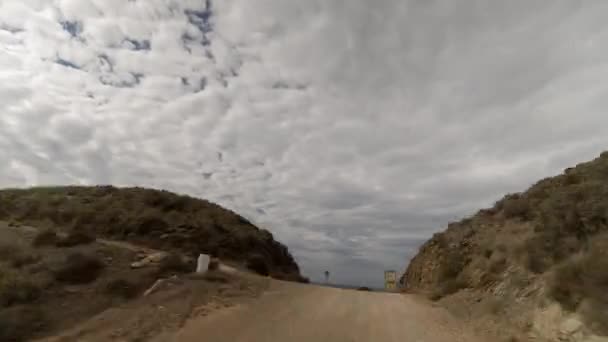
[0,186,303,281]
[403,151,608,339]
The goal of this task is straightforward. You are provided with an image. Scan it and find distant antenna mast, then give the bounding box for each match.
[324,270,330,284]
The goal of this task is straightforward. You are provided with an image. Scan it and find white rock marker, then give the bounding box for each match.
[196,254,210,273]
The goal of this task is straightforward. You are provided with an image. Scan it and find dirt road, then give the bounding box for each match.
[162,280,484,342]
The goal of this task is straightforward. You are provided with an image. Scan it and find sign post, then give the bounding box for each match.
[384,270,397,290]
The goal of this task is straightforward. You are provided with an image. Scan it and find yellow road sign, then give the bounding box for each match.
[384,270,397,290]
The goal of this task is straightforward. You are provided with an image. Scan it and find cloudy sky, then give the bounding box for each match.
[3,0,608,287]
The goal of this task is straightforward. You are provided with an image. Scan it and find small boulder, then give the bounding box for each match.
[131,252,170,269]
[196,254,210,273]
[559,317,584,342]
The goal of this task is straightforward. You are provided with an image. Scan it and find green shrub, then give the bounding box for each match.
[0,245,19,261]
[54,252,105,284]
[0,307,48,342]
[502,196,533,220]
[246,255,269,276]
[438,249,467,280]
[0,244,40,269]
[32,229,59,247]
[10,253,40,269]
[0,268,41,307]
[550,258,585,311]
[430,278,467,301]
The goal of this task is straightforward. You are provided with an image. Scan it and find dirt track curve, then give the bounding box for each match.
[158,280,485,342]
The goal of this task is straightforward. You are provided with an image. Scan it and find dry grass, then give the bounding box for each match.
[549,235,608,335]
[430,278,468,301]
[407,151,608,315]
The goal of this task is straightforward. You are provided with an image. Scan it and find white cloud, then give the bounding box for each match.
[3,0,608,287]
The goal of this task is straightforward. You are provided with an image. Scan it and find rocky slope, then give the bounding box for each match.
[403,152,608,341]
[0,186,304,281]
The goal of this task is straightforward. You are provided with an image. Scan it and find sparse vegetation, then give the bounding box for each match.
[0,186,301,339]
[404,151,608,335]
[0,186,301,279]
[502,194,533,220]
[54,252,105,284]
[501,195,533,220]
[549,234,608,334]
[430,278,468,301]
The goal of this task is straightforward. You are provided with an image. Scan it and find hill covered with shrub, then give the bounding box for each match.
[403,151,608,339]
[0,186,304,281]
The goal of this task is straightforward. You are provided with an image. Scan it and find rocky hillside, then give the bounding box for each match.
[403,152,608,340]
[0,186,304,281]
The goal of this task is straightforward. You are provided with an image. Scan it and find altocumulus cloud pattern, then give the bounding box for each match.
[2,0,608,286]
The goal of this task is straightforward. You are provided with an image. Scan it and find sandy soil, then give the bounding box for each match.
[164,280,487,342]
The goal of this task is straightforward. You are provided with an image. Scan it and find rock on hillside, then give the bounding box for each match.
[0,186,304,281]
[402,152,608,340]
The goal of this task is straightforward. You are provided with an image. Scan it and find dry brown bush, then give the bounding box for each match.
[549,235,608,335]
[430,278,468,301]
